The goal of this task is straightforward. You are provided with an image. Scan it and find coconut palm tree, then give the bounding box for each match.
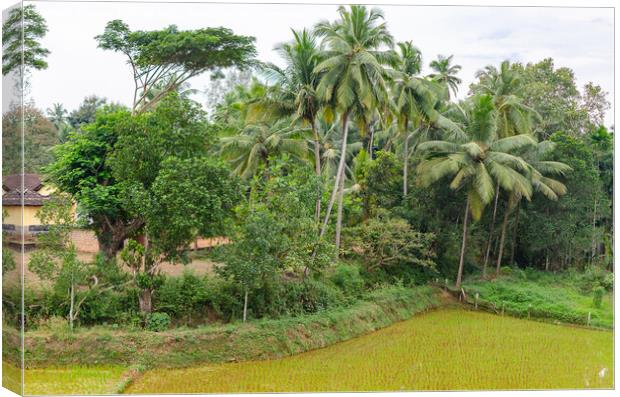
[473,60,538,138]
[313,4,395,250]
[416,94,535,288]
[472,60,540,274]
[391,41,438,196]
[220,119,308,180]
[262,28,324,220]
[428,54,462,100]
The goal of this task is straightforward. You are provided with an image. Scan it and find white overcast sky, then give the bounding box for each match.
[22,0,615,126]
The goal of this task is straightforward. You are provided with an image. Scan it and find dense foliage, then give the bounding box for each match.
[4,5,612,333]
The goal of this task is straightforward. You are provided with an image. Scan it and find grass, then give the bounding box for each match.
[2,361,127,395]
[126,308,613,393]
[463,269,613,328]
[10,286,438,369]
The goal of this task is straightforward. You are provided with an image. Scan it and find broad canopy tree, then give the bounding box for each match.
[95,20,257,113]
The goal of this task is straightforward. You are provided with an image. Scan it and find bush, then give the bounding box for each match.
[574,265,612,293]
[145,312,171,332]
[154,271,209,323]
[330,264,365,298]
[592,286,604,309]
[342,215,436,275]
[249,277,345,319]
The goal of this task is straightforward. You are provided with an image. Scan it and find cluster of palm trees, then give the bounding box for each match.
[218,5,570,288]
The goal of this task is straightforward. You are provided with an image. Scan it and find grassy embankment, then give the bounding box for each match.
[463,269,613,328]
[5,286,438,369]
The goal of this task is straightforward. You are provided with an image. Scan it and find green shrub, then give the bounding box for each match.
[146,312,171,332]
[602,273,614,291]
[592,286,604,309]
[155,272,209,323]
[330,264,365,297]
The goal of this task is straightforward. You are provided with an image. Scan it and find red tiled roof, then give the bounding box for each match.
[2,173,43,193]
[2,174,49,206]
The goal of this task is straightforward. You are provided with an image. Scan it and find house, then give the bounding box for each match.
[2,174,52,241]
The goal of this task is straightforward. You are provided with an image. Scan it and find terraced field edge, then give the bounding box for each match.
[3,286,439,369]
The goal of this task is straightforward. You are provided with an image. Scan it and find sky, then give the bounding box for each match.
[20,0,615,126]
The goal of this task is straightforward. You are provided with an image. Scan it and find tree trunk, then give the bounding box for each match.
[483,182,500,276]
[312,119,322,223]
[403,132,409,197]
[242,289,249,323]
[318,111,349,241]
[495,202,511,276]
[456,196,470,289]
[96,230,125,261]
[335,166,345,252]
[509,202,520,266]
[545,249,550,271]
[367,123,375,159]
[69,280,75,331]
[591,196,597,263]
[138,289,153,313]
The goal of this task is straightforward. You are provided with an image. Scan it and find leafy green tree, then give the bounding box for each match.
[120,157,240,313]
[416,94,535,287]
[220,159,334,320]
[220,209,285,322]
[2,105,60,175]
[95,20,256,113]
[512,58,607,139]
[2,4,49,76]
[45,106,136,259]
[314,5,395,250]
[493,140,570,275]
[343,214,436,274]
[28,194,103,330]
[428,54,462,100]
[519,132,609,270]
[67,96,109,129]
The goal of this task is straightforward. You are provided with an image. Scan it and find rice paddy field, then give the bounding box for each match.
[4,308,613,394]
[2,362,127,395]
[126,308,613,393]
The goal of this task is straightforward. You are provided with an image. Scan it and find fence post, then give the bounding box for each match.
[475,293,479,310]
[587,312,591,326]
[528,303,532,319]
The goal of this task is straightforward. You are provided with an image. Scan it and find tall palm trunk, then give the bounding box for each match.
[403,127,409,197]
[509,201,520,266]
[311,119,322,223]
[482,182,500,276]
[591,196,597,263]
[367,123,375,159]
[456,195,470,289]
[335,166,345,251]
[495,201,512,276]
[318,111,350,241]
